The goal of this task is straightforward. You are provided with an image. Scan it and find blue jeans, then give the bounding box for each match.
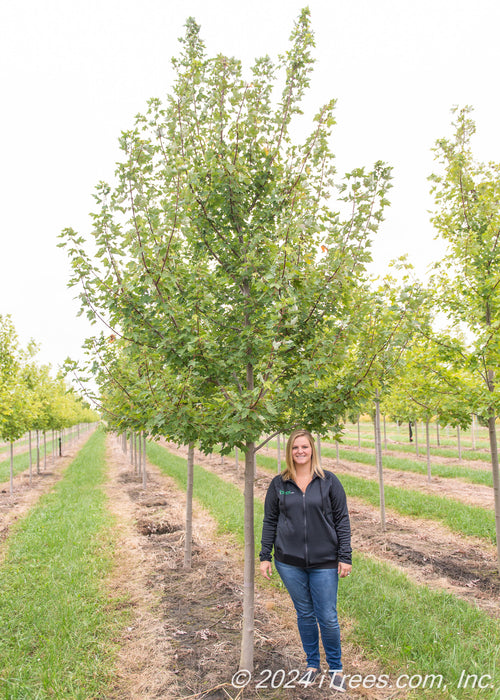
[275,560,342,671]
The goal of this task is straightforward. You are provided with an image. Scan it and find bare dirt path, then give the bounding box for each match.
[105,436,397,700]
[161,441,500,620]
[0,431,96,562]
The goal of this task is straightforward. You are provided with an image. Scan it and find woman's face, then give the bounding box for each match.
[292,435,312,467]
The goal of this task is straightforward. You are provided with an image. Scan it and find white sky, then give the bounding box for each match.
[1,0,500,370]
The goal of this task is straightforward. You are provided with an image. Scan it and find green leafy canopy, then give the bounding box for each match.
[60,9,393,451]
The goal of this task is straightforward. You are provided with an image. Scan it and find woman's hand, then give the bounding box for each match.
[260,560,273,580]
[338,562,352,578]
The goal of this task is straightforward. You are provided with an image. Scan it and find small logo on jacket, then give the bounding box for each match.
[279,490,294,495]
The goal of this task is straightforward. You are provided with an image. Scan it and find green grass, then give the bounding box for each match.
[342,554,500,698]
[0,428,126,700]
[0,449,35,482]
[147,441,500,699]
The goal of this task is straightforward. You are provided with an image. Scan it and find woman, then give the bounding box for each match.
[259,429,352,692]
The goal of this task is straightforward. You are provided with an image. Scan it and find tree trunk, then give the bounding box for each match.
[142,433,147,489]
[9,442,14,495]
[28,431,32,486]
[425,419,431,482]
[138,432,142,477]
[240,284,255,671]
[36,430,40,474]
[184,443,194,569]
[487,413,500,572]
[471,414,476,451]
[374,391,386,531]
[239,440,255,671]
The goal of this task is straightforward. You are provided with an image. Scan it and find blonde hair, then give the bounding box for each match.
[282,429,325,481]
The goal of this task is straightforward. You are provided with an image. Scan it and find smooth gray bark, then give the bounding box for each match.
[184,443,194,569]
[425,419,431,482]
[374,392,386,531]
[239,441,255,671]
[142,433,147,489]
[487,414,500,571]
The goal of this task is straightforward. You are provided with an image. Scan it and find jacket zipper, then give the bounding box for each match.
[303,491,308,566]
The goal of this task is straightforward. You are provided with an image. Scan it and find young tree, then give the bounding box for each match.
[60,11,392,669]
[343,269,427,526]
[0,316,38,492]
[75,332,210,566]
[382,335,472,480]
[430,106,500,570]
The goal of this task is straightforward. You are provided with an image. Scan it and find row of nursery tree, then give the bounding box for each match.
[0,314,99,460]
[58,10,500,670]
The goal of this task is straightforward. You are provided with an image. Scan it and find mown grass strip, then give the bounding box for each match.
[148,442,500,700]
[0,428,125,700]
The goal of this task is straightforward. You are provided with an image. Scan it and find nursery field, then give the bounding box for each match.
[0,424,498,699]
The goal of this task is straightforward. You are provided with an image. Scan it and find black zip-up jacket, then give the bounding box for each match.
[259,471,352,568]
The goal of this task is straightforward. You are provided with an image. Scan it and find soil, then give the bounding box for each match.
[1,432,498,699]
[104,436,397,700]
[161,441,500,620]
